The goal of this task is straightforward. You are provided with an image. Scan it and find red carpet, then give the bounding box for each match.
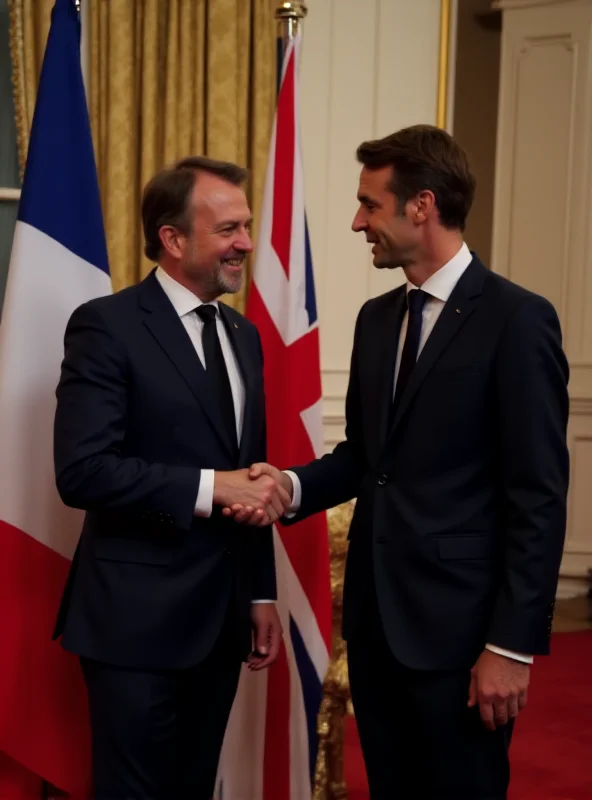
[344,631,592,799]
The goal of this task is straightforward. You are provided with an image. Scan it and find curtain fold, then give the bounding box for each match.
[89,0,277,305]
[9,0,277,309]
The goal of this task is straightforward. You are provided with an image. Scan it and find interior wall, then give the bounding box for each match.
[492,0,592,590]
[452,0,501,265]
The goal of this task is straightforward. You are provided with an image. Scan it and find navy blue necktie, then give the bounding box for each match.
[196,304,238,455]
[392,289,428,417]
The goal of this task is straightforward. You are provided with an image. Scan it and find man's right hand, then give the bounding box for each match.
[213,468,291,524]
[221,463,294,526]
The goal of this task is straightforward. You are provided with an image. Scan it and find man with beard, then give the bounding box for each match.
[231,126,570,798]
[53,156,289,799]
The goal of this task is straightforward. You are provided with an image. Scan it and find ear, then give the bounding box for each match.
[411,190,436,225]
[159,225,185,260]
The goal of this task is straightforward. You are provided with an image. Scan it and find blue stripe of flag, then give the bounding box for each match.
[276,37,318,328]
[290,615,324,788]
[17,0,109,276]
[304,215,318,326]
[276,37,285,96]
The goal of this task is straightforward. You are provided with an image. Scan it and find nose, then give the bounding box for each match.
[352,208,366,233]
[237,229,254,254]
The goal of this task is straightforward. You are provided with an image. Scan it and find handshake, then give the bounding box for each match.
[213,463,294,526]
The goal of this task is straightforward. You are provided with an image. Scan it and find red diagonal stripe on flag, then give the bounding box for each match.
[271,49,296,279]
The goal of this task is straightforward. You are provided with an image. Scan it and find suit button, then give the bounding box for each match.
[377,474,387,486]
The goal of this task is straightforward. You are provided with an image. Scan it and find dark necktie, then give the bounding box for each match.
[195,304,238,455]
[391,288,429,417]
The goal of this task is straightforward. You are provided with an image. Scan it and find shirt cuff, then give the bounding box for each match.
[485,643,534,664]
[194,470,214,517]
[283,470,301,517]
[251,599,275,603]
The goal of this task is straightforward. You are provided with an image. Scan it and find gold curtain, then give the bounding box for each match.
[9,0,277,310]
[90,0,276,305]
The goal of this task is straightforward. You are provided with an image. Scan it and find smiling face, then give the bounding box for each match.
[156,169,253,302]
[351,165,422,270]
[177,172,253,300]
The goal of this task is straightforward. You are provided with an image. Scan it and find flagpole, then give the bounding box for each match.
[275,1,307,54]
[273,5,344,800]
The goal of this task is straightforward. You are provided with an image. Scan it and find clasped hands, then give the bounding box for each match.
[213,463,292,525]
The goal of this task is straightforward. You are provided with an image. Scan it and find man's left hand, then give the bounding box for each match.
[248,603,283,671]
[468,649,530,730]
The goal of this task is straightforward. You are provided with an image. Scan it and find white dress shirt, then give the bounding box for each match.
[286,244,533,663]
[393,241,472,391]
[155,267,272,605]
[155,267,244,518]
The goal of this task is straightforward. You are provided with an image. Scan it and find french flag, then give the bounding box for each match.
[0,0,110,794]
[216,34,332,800]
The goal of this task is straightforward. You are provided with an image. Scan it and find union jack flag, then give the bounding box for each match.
[216,33,332,800]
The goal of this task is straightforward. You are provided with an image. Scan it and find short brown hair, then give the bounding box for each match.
[356,125,475,231]
[141,156,248,262]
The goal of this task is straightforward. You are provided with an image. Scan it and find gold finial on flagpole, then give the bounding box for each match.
[275,1,307,46]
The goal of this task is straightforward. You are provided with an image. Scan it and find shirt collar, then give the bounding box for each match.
[406,242,473,302]
[155,266,219,318]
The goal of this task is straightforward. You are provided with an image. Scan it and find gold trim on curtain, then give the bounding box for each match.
[8,0,54,179]
[89,0,277,307]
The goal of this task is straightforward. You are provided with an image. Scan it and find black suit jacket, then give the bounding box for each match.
[289,256,569,670]
[53,271,276,670]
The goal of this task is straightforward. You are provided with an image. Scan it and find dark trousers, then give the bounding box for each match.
[81,617,243,800]
[347,590,513,800]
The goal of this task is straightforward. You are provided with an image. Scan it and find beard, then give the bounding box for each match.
[182,243,245,298]
[213,259,244,295]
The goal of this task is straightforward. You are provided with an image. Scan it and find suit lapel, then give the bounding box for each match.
[138,272,235,458]
[388,258,488,437]
[218,304,257,464]
[365,288,407,456]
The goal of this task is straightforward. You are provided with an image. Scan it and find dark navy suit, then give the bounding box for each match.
[288,256,569,798]
[53,270,275,798]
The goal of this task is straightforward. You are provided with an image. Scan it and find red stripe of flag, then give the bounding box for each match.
[271,50,296,279]
[0,521,91,794]
[0,752,43,799]
[262,643,291,800]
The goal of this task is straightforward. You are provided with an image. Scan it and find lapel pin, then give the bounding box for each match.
[234,323,239,329]
[455,308,461,314]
